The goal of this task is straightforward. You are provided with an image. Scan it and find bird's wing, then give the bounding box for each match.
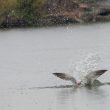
[84,70,108,84]
[53,73,77,85]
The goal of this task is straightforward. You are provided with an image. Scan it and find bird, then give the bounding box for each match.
[52,70,108,87]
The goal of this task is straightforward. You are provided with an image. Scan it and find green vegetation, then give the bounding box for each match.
[0,0,17,24]
[0,0,109,27]
[17,0,47,24]
[16,0,39,24]
[0,0,47,27]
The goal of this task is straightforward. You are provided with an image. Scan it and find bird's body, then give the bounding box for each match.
[53,70,108,87]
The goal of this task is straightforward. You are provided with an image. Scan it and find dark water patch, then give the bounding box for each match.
[29,82,110,90]
[29,85,74,90]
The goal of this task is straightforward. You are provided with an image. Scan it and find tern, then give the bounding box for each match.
[53,70,108,87]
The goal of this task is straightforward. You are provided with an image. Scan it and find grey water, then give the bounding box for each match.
[0,23,110,110]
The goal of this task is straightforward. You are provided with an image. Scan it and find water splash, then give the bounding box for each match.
[70,53,101,80]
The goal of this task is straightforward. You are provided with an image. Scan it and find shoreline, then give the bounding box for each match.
[0,1,110,28]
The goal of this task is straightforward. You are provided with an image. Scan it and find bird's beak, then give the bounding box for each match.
[77,82,81,85]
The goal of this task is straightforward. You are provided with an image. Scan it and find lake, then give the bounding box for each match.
[0,23,110,110]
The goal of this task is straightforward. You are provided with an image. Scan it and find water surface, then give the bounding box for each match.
[0,23,110,110]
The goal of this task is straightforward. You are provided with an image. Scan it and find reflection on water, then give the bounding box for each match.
[31,85,73,89]
[0,23,110,110]
[35,85,109,110]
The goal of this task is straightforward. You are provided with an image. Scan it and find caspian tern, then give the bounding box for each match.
[53,70,108,87]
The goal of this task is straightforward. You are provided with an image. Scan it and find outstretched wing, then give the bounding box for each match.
[53,73,77,85]
[84,70,108,85]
